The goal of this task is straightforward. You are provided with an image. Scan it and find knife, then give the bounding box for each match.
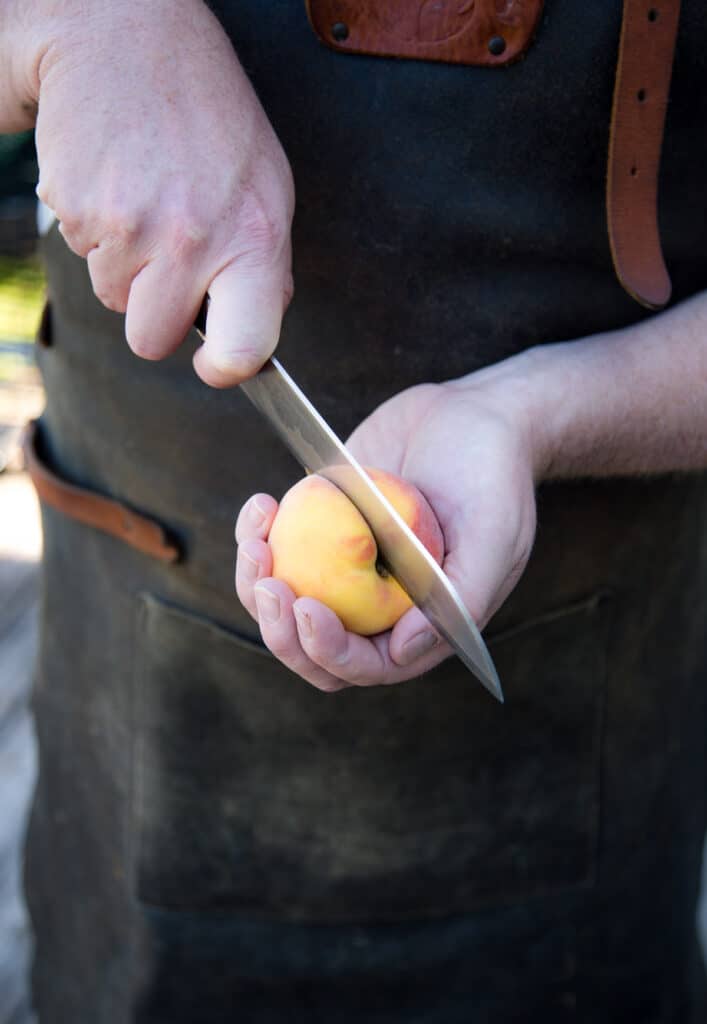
[234,357,503,702]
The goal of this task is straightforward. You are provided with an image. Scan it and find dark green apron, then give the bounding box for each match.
[26,1,707,1020]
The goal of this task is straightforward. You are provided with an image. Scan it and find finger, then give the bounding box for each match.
[124,256,205,360]
[235,538,272,621]
[444,499,536,630]
[291,598,387,686]
[235,493,278,544]
[192,243,292,388]
[86,233,137,313]
[57,216,97,259]
[388,606,451,669]
[291,598,445,686]
[253,581,349,693]
[49,187,101,257]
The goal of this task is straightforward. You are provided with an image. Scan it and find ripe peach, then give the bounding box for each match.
[268,467,445,635]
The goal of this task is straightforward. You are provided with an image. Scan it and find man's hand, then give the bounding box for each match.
[234,291,707,691]
[235,378,538,691]
[9,0,294,385]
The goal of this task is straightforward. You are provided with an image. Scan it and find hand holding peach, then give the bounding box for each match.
[235,375,537,692]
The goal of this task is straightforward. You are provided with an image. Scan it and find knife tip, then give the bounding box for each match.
[475,662,505,704]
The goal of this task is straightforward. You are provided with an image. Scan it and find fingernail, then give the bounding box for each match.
[255,585,280,624]
[248,498,267,527]
[293,605,313,639]
[240,550,259,583]
[401,629,438,664]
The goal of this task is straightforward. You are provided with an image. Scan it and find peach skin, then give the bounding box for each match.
[268,467,445,635]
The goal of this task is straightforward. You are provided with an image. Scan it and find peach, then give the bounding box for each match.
[268,467,445,635]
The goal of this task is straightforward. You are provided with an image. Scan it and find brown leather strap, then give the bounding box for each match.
[23,420,180,563]
[607,0,681,309]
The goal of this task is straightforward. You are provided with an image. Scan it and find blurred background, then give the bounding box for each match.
[0,131,43,1024]
[0,130,45,471]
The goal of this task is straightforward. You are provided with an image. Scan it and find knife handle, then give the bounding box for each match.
[193,296,209,338]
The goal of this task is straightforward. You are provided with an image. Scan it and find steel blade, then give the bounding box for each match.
[239,358,503,701]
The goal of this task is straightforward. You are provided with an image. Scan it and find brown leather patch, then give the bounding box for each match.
[305,0,544,67]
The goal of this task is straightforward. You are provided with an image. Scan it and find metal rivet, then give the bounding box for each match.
[637,88,647,102]
[630,165,638,177]
[332,22,349,42]
[488,35,506,56]
[648,8,659,21]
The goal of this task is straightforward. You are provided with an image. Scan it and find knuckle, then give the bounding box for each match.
[35,180,50,204]
[158,194,208,259]
[102,204,142,248]
[56,210,85,245]
[166,216,208,259]
[237,188,289,263]
[52,194,85,230]
[55,201,100,256]
[36,172,66,213]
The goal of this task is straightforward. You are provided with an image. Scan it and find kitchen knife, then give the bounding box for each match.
[235,357,503,702]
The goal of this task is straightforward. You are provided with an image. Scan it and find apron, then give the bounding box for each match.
[25,1,707,1020]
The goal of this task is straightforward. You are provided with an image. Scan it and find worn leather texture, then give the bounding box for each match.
[608,0,681,308]
[25,0,707,1021]
[134,591,609,920]
[305,0,544,66]
[24,416,180,563]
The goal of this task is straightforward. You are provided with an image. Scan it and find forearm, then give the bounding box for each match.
[458,290,707,481]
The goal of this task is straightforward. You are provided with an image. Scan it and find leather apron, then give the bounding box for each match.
[25,1,707,1020]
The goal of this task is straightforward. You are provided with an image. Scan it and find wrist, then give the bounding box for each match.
[453,299,707,484]
[448,345,563,484]
[0,0,218,132]
[0,2,46,129]
[502,343,580,482]
[0,1,98,130]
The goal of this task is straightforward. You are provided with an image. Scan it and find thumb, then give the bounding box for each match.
[443,500,536,631]
[192,247,293,388]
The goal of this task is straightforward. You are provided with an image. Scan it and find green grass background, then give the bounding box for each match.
[0,256,45,383]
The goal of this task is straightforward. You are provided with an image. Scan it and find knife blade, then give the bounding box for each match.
[237,357,503,702]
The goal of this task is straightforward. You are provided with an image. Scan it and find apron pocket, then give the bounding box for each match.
[132,590,610,923]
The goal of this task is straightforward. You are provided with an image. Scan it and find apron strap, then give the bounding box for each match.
[607,0,681,309]
[23,419,180,563]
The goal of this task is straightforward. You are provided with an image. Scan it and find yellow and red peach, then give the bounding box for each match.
[268,467,444,635]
